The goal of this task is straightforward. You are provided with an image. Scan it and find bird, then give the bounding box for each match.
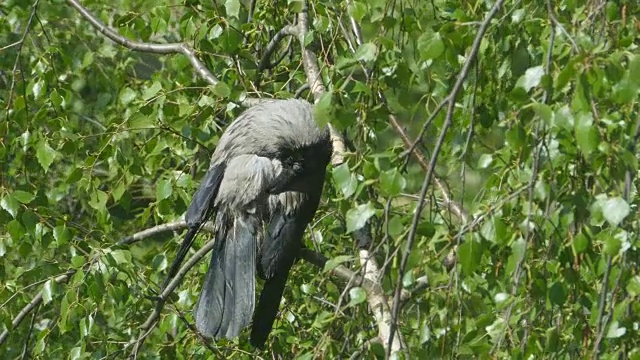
[161,98,332,348]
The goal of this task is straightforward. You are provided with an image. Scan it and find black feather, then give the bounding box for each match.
[186,163,226,226]
[251,211,304,347]
[161,163,225,291]
[195,213,258,339]
[250,271,289,349]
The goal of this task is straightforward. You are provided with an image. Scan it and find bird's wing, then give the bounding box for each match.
[161,162,226,290]
[195,154,285,339]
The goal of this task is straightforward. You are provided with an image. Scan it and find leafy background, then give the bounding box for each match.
[1,0,639,358]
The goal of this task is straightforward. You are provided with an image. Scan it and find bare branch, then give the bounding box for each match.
[293,83,310,98]
[257,25,296,72]
[359,250,405,353]
[116,220,214,247]
[387,0,506,354]
[20,303,39,360]
[64,0,261,108]
[545,0,580,53]
[287,1,397,353]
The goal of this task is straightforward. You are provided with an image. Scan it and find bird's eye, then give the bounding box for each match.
[285,156,294,165]
[292,162,303,173]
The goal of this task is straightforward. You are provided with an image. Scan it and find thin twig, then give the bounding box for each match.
[64,0,261,108]
[116,220,214,246]
[387,0,505,355]
[293,83,310,98]
[20,302,39,360]
[592,256,613,359]
[293,1,398,354]
[257,25,296,72]
[5,0,40,121]
[592,116,640,358]
[130,237,218,357]
[545,0,580,53]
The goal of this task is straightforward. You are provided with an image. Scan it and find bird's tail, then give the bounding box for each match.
[250,211,302,349]
[194,214,257,339]
[249,271,290,348]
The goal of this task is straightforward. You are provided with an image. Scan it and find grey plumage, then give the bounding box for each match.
[163,99,332,348]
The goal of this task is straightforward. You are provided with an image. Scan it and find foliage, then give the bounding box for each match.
[1,0,639,358]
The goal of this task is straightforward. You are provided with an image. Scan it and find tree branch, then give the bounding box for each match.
[130,235,218,358]
[64,0,262,108]
[0,271,75,347]
[387,0,505,354]
[257,25,296,72]
[120,220,403,356]
[281,1,397,353]
[344,6,469,270]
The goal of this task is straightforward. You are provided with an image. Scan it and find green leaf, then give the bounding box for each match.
[36,140,57,173]
[345,202,376,233]
[544,327,559,352]
[156,179,173,201]
[1,194,19,218]
[225,0,240,18]
[506,237,526,275]
[347,1,367,22]
[548,282,567,305]
[420,323,431,344]
[42,279,53,305]
[128,112,156,129]
[71,256,85,268]
[14,95,25,110]
[387,215,404,238]
[627,276,640,297]
[532,102,553,124]
[477,154,492,169]
[603,234,621,256]
[480,219,495,242]
[287,0,303,13]
[198,95,215,107]
[600,196,630,227]
[12,190,35,204]
[323,255,354,272]
[417,32,444,61]
[7,220,25,240]
[516,65,544,92]
[355,42,378,62]
[573,232,589,253]
[313,92,333,129]
[575,112,599,155]
[53,225,72,245]
[212,82,231,98]
[119,87,137,106]
[457,238,482,274]
[629,55,640,85]
[347,287,367,306]
[88,190,108,212]
[142,81,162,101]
[50,89,64,107]
[379,169,406,196]
[332,163,357,198]
[606,321,626,338]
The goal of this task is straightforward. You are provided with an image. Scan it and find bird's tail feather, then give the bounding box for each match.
[195,215,257,339]
[249,271,290,349]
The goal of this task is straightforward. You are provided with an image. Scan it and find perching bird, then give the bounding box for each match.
[162,99,332,348]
